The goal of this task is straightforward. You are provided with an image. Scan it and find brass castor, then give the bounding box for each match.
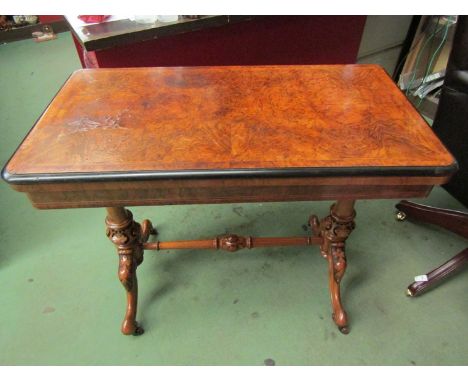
[339,326,350,334]
[134,323,145,336]
[332,313,350,334]
[396,211,407,221]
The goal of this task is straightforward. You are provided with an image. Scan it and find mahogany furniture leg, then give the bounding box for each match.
[105,207,155,335]
[311,200,356,334]
[395,200,468,297]
[406,248,468,297]
[395,200,468,239]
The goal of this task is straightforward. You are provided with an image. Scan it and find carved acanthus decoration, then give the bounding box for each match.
[105,210,147,265]
[118,254,134,291]
[331,243,346,283]
[309,204,356,244]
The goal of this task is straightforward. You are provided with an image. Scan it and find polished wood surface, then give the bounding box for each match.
[1,65,459,336]
[406,248,468,297]
[310,200,356,334]
[105,207,155,335]
[396,200,468,239]
[4,65,455,180]
[395,201,468,297]
[142,234,322,251]
[67,16,253,51]
[104,200,356,335]
[17,178,433,209]
[9,175,440,209]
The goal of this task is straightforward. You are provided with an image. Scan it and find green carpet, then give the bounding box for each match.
[0,32,467,365]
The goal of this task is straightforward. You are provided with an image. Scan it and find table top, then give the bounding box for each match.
[2,65,456,185]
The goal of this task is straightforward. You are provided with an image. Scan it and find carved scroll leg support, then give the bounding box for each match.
[118,253,142,335]
[312,200,356,334]
[105,207,154,335]
[328,243,348,333]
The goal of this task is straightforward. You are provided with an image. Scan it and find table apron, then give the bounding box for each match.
[18,183,434,209]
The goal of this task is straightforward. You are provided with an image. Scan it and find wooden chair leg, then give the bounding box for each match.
[396,200,468,239]
[407,248,468,297]
[396,200,468,297]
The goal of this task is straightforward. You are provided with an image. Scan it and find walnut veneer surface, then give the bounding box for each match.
[1,65,458,336]
[2,65,457,210]
[3,65,456,180]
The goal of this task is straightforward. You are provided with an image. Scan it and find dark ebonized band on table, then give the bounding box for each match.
[1,162,459,185]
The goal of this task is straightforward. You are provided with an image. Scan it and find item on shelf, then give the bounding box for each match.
[78,15,110,24]
[413,79,445,98]
[157,15,178,23]
[1,15,38,30]
[0,15,13,30]
[33,24,56,42]
[134,15,158,24]
[399,69,446,91]
[13,15,38,26]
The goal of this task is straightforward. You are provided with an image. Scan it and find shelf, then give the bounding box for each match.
[0,19,69,44]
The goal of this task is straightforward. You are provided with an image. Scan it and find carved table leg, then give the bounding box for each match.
[105,207,154,335]
[310,200,356,334]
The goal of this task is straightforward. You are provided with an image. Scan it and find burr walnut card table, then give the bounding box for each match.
[2,65,456,336]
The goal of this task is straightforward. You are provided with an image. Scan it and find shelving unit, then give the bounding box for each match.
[398,16,458,120]
[0,15,68,44]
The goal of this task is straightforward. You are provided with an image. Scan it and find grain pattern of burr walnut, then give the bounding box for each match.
[4,65,455,180]
[1,65,459,337]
